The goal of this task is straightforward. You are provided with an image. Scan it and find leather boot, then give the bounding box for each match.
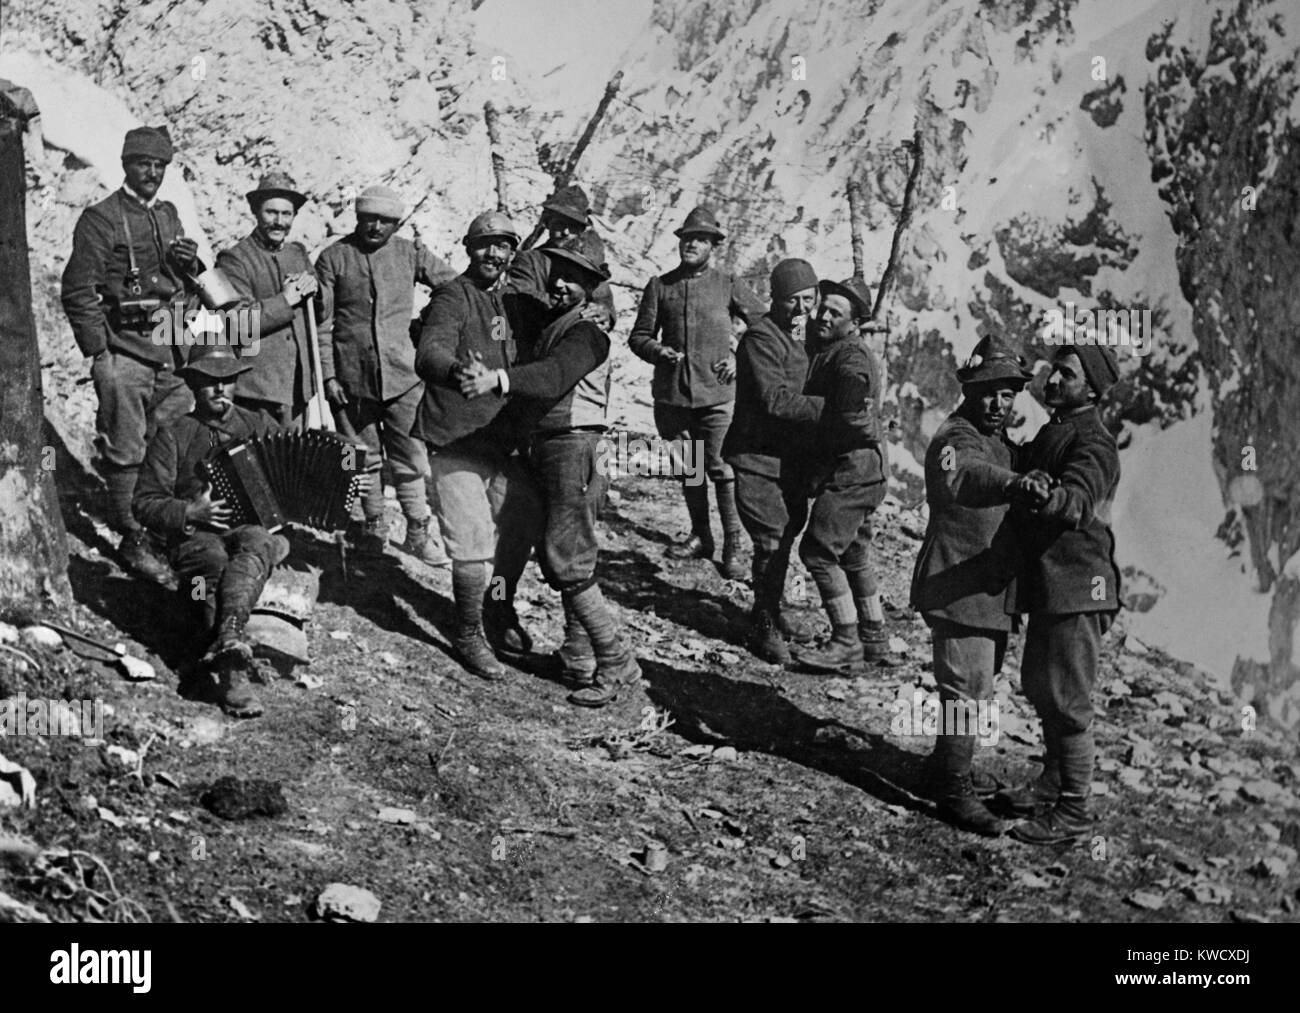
[776,604,818,644]
[860,619,900,666]
[745,605,790,665]
[667,480,713,559]
[720,528,746,581]
[401,515,450,567]
[924,738,997,799]
[483,596,533,657]
[563,585,640,708]
[792,623,863,674]
[998,724,1063,815]
[937,773,1007,837]
[216,663,263,718]
[452,562,505,681]
[207,612,253,667]
[713,481,746,580]
[1009,792,1091,845]
[119,529,173,585]
[745,549,790,664]
[555,596,597,685]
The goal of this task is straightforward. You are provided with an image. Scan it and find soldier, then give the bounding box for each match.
[791,277,895,673]
[133,343,288,719]
[460,232,640,708]
[60,125,201,583]
[507,183,615,328]
[413,211,540,681]
[1001,343,1122,846]
[216,171,317,428]
[722,258,823,665]
[628,206,763,578]
[315,185,457,561]
[909,335,1035,836]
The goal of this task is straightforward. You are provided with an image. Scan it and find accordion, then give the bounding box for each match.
[199,431,368,533]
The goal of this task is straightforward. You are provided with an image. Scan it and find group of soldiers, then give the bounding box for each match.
[58,124,1123,845]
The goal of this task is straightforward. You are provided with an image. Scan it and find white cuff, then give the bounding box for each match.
[497,369,509,395]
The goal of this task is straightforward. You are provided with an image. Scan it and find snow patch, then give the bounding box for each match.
[1112,404,1271,683]
[0,49,213,264]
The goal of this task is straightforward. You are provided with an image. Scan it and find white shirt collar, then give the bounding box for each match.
[122,185,157,209]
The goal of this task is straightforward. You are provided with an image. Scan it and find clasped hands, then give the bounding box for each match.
[453,352,500,399]
[1007,469,1054,510]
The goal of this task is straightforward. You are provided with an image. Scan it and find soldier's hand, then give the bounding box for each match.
[294,272,319,299]
[579,302,613,328]
[325,378,349,409]
[659,345,684,365]
[186,482,233,530]
[712,356,737,383]
[458,354,499,399]
[1008,471,1052,509]
[169,236,199,269]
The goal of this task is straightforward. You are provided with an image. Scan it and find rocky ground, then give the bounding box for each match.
[1,464,1298,924]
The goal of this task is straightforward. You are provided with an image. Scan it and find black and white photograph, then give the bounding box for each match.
[0,0,1296,953]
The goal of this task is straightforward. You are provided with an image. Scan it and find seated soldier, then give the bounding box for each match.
[133,343,289,718]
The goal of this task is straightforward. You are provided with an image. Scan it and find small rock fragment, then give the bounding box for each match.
[376,807,417,825]
[315,883,381,923]
[711,746,738,762]
[1125,890,1165,911]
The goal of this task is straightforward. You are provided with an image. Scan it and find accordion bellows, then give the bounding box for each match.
[200,431,368,532]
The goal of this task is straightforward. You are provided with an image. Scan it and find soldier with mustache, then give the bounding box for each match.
[60,125,202,585]
[216,171,318,429]
[413,211,539,680]
[315,185,457,561]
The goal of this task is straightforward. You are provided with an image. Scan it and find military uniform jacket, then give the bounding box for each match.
[628,263,763,408]
[60,189,193,365]
[133,405,280,544]
[216,233,316,407]
[910,411,1020,631]
[1007,404,1122,616]
[315,234,456,402]
[722,313,823,479]
[802,332,887,491]
[412,272,526,452]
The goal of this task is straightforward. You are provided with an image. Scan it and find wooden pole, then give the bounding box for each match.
[483,100,511,215]
[846,180,866,280]
[0,81,71,612]
[521,70,624,250]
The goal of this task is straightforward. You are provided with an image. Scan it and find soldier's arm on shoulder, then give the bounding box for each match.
[415,241,459,290]
[1035,437,1120,528]
[943,423,1019,507]
[132,424,190,536]
[729,275,764,324]
[60,209,115,357]
[414,281,466,384]
[593,280,617,329]
[627,277,665,362]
